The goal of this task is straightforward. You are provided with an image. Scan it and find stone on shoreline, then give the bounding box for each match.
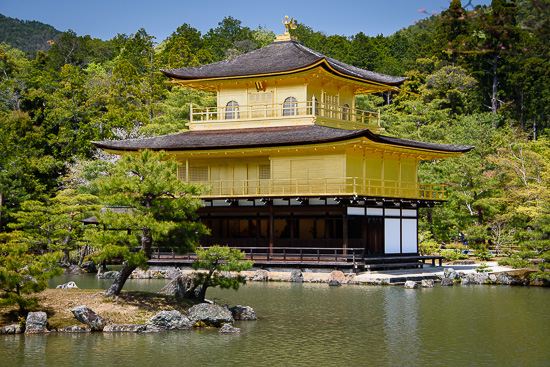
[440,278,454,286]
[25,311,48,334]
[159,273,201,298]
[104,324,146,333]
[251,269,269,281]
[219,324,242,333]
[404,281,418,289]
[290,269,303,282]
[80,260,97,273]
[146,310,191,331]
[327,270,345,286]
[60,325,91,333]
[71,305,106,331]
[1,324,23,334]
[64,265,85,275]
[421,279,435,288]
[187,303,233,327]
[56,281,79,289]
[229,305,257,321]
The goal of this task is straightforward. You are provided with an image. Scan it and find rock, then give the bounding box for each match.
[25,311,48,334]
[64,265,84,275]
[219,324,242,333]
[328,270,345,284]
[404,281,418,289]
[99,271,119,279]
[421,279,434,288]
[461,274,472,284]
[489,274,498,283]
[473,273,489,284]
[164,268,181,279]
[443,268,460,280]
[80,260,97,273]
[328,279,342,286]
[251,269,269,281]
[103,324,146,333]
[146,310,191,331]
[131,269,153,279]
[531,277,550,287]
[440,278,454,286]
[60,325,91,333]
[229,305,257,321]
[187,303,234,327]
[71,305,106,331]
[56,281,79,289]
[452,260,475,265]
[496,272,528,285]
[290,269,303,282]
[159,273,201,298]
[1,324,23,334]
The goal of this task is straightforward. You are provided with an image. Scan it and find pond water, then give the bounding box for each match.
[1,274,549,366]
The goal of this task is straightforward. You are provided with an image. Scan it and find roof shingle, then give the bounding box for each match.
[161,41,407,86]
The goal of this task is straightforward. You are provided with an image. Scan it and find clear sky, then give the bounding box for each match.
[0,0,490,42]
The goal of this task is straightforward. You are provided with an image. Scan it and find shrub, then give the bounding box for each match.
[475,249,493,261]
[476,263,492,273]
[440,250,468,261]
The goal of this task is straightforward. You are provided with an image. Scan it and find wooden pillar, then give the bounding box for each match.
[269,207,274,252]
[290,213,294,247]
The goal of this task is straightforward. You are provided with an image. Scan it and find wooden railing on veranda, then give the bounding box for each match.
[190,98,380,127]
[191,178,446,201]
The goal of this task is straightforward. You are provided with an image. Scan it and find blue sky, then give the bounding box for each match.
[1,0,490,41]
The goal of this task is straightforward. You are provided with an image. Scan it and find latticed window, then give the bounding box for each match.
[178,165,187,181]
[189,166,208,182]
[259,164,271,180]
[225,100,240,119]
[283,97,298,116]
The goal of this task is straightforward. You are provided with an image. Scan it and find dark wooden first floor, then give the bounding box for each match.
[196,195,435,258]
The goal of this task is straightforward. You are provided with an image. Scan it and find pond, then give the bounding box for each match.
[1,274,549,366]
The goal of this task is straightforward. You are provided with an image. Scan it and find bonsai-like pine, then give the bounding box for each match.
[192,245,254,302]
[0,233,62,312]
[86,150,208,297]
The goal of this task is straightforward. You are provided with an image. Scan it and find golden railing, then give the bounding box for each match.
[191,177,445,200]
[190,99,380,126]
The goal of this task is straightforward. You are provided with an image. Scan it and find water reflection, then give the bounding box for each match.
[2,280,550,366]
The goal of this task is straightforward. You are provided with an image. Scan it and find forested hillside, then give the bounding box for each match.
[0,14,61,53]
[1,0,549,271]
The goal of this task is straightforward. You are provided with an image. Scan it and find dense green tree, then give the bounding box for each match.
[191,245,253,302]
[86,150,208,296]
[0,232,62,312]
[203,16,253,61]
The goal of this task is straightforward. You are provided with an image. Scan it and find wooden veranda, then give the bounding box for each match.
[147,246,444,273]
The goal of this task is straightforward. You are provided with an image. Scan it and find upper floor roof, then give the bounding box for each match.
[161,41,407,88]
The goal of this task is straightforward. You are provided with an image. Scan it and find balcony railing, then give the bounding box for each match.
[190,98,380,126]
[190,177,445,200]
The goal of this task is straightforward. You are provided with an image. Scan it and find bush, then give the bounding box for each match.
[419,238,440,255]
[475,249,493,261]
[498,257,532,269]
[440,250,468,261]
[476,263,492,273]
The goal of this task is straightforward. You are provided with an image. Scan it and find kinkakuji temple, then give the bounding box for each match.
[93,18,473,270]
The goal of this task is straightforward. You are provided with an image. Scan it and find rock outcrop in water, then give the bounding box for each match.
[187,303,234,327]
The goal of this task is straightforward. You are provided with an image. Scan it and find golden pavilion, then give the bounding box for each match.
[93,21,472,267]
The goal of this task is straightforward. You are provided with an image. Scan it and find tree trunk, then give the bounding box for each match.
[104,264,137,297]
[104,230,153,297]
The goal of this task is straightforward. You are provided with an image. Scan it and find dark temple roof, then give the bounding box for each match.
[92,125,474,154]
[161,41,407,86]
